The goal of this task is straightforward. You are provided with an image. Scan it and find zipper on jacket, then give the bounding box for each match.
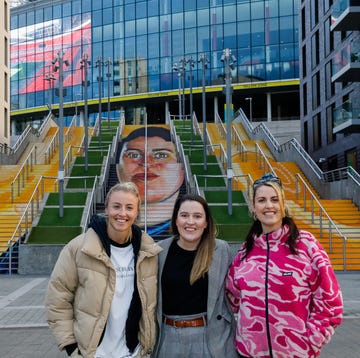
[265,233,274,358]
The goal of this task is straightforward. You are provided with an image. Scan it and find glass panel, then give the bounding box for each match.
[103,24,113,41]
[136,18,147,35]
[251,20,264,47]
[223,5,236,22]
[172,12,183,30]
[197,8,209,27]
[125,36,136,58]
[148,0,159,16]
[198,26,210,52]
[251,1,264,20]
[185,28,197,54]
[148,16,159,33]
[125,20,135,37]
[237,3,250,21]
[172,30,184,56]
[103,8,113,25]
[224,23,236,49]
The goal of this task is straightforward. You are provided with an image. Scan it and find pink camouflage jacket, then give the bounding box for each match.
[226,225,343,358]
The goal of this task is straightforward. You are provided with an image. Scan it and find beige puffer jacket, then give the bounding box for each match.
[45,227,162,358]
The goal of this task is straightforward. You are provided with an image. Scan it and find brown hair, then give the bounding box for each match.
[171,193,216,285]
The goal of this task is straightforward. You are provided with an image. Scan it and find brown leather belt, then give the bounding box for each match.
[163,315,207,328]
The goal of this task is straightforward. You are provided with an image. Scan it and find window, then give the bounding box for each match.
[326,104,335,144]
[302,45,306,77]
[325,61,334,100]
[311,31,319,68]
[310,0,319,29]
[313,113,321,150]
[302,82,307,116]
[312,72,320,109]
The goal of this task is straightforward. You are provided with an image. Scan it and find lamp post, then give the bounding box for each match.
[245,97,253,123]
[186,56,195,143]
[105,57,112,129]
[198,53,209,170]
[80,53,90,172]
[43,65,55,113]
[75,93,81,123]
[52,50,69,218]
[173,62,183,122]
[221,48,236,215]
[96,56,103,147]
[179,57,186,123]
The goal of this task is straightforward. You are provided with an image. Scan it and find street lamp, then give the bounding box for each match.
[186,56,195,143]
[198,53,209,170]
[96,56,104,147]
[173,62,184,122]
[245,97,253,123]
[80,53,91,172]
[221,48,236,215]
[105,57,112,129]
[43,65,55,113]
[179,57,186,122]
[52,50,69,218]
[75,93,81,123]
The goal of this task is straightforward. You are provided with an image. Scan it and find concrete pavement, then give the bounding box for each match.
[0,272,359,357]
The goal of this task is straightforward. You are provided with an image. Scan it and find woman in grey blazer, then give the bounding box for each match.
[152,193,238,358]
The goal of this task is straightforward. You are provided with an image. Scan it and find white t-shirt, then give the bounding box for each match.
[95,244,140,358]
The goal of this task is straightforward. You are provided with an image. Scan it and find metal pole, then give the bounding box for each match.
[187,56,195,143]
[199,53,208,171]
[106,57,112,129]
[222,48,236,216]
[178,73,182,121]
[96,56,103,147]
[180,57,186,123]
[81,53,90,172]
[245,97,253,123]
[57,51,65,218]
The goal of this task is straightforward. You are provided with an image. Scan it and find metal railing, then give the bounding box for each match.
[295,173,347,268]
[10,146,37,202]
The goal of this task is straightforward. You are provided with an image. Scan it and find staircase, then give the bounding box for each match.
[205,121,360,271]
[0,124,85,272]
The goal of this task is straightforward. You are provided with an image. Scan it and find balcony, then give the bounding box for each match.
[333,100,360,134]
[331,0,360,32]
[332,42,360,82]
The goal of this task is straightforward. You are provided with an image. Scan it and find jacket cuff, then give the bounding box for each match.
[65,343,78,356]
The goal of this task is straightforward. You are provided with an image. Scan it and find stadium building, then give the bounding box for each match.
[9,0,300,133]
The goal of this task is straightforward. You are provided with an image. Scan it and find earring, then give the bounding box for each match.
[253,212,257,220]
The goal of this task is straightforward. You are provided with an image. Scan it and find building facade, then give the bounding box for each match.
[0,0,10,148]
[299,0,360,171]
[9,0,300,133]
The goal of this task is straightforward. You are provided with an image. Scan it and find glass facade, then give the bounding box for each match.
[10,0,299,113]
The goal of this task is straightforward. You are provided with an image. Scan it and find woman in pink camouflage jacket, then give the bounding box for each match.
[226,173,343,358]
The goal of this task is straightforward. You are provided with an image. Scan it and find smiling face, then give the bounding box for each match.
[252,184,284,234]
[175,200,208,250]
[105,189,139,243]
[117,136,184,203]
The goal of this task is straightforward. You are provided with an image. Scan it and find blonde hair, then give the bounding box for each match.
[105,182,141,212]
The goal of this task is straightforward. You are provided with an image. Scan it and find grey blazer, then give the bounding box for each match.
[153,237,239,358]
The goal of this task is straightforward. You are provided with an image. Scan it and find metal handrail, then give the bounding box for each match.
[44,128,60,164]
[232,126,247,161]
[82,176,99,232]
[295,173,347,259]
[255,143,276,175]
[10,145,37,202]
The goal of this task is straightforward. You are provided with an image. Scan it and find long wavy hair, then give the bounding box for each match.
[242,181,299,260]
[171,193,216,285]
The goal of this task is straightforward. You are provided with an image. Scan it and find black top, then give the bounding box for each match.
[162,240,208,315]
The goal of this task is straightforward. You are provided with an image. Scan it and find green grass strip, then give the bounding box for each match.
[37,208,83,226]
[27,226,82,244]
[45,192,87,206]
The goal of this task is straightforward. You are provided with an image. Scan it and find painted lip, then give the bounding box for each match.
[132,172,159,181]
